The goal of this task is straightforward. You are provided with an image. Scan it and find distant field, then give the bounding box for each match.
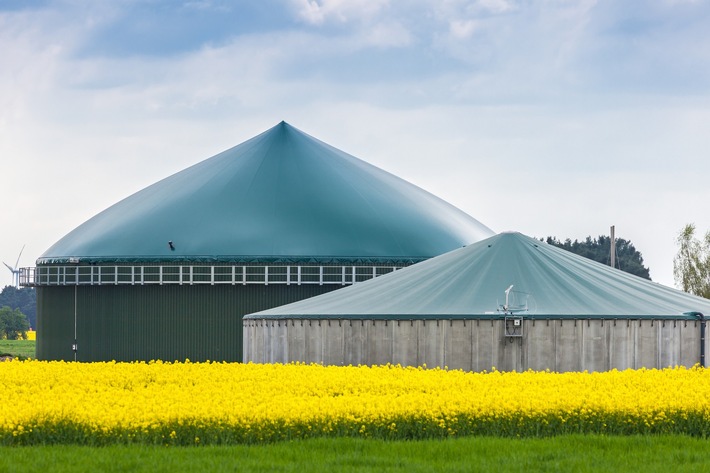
[1,435,709,473]
[0,339,35,359]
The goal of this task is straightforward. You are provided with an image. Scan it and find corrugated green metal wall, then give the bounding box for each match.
[36,284,341,362]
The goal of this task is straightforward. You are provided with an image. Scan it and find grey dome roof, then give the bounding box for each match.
[249,232,710,319]
[39,122,494,264]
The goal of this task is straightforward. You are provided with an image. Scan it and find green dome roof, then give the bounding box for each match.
[39,122,494,264]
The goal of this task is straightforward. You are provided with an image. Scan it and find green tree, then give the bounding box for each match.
[544,235,651,280]
[673,224,710,298]
[0,306,30,340]
[0,286,36,329]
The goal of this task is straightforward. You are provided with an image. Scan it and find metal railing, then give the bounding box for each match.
[20,264,403,287]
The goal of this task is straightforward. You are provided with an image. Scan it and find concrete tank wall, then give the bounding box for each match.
[243,318,707,372]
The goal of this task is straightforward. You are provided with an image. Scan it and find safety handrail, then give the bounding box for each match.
[19,264,402,287]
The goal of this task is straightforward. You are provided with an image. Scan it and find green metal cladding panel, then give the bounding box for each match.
[36,286,75,361]
[36,284,341,362]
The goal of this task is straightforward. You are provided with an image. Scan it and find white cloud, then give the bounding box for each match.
[433,0,517,22]
[448,19,478,40]
[359,21,413,48]
[477,0,515,14]
[290,0,390,25]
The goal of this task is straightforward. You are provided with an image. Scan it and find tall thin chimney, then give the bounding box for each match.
[610,225,616,269]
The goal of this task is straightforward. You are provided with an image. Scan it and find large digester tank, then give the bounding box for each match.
[24,122,493,362]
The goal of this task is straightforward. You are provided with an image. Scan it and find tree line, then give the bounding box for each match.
[0,286,35,340]
[544,235,650,280]
[546,224,710,300]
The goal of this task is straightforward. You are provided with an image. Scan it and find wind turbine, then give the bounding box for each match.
[3,244,25,288]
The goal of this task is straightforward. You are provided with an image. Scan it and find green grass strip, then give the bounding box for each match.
[1,435,709,473]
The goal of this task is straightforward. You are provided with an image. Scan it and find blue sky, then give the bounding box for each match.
[2,0,710,288]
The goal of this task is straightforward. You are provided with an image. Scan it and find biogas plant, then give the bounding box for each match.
[22,123,710,371]
[21,122,492,363]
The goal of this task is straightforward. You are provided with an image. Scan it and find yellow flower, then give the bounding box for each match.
[1,360,710,444]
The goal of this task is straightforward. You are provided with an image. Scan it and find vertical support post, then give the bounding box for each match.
[73,284,78,362]
[700,313,706,368]
[689,312,707,368]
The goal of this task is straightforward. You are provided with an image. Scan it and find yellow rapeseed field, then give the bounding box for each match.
[2,361,710,445]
